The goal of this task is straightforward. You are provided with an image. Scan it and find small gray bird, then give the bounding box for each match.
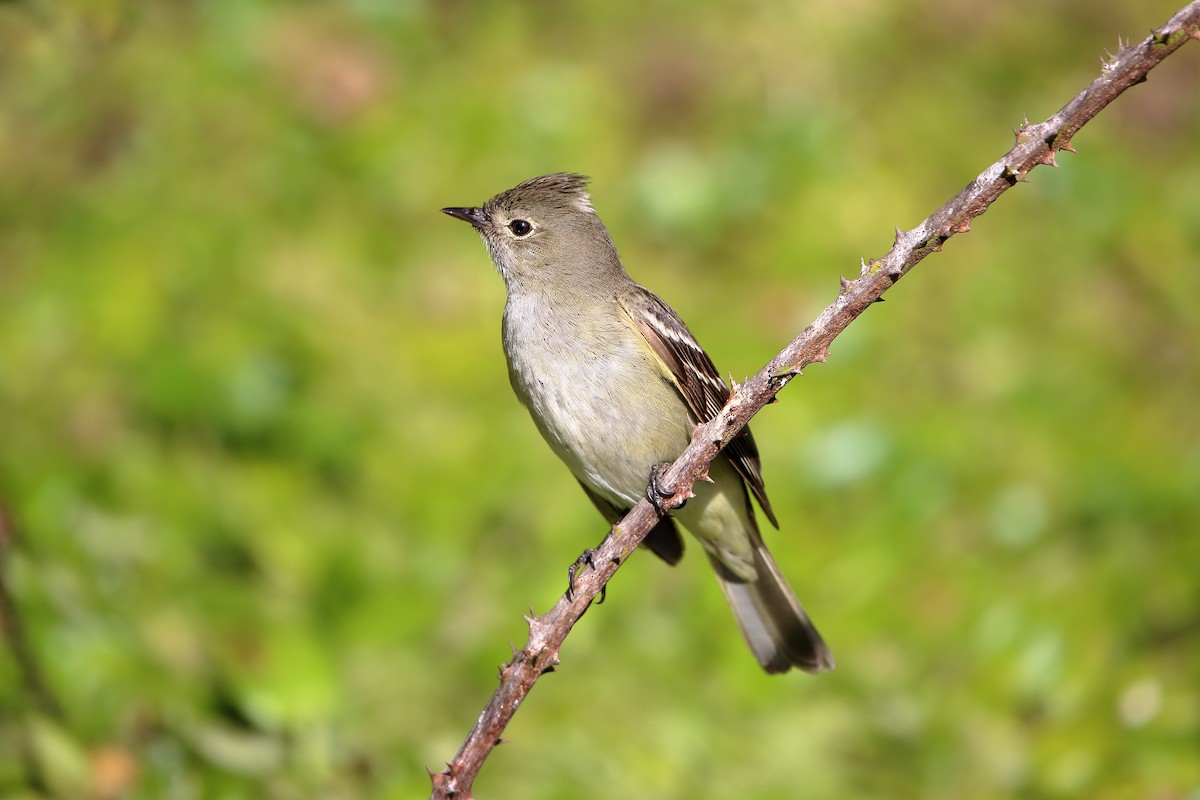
[442,174,833,674]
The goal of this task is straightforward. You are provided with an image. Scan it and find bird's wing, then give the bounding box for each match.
[619,286,778,527]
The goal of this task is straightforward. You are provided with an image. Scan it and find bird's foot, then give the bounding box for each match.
[647,461,689,514]
[567,548,606,604]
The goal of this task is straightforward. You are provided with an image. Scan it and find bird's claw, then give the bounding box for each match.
[647,461,687,514]
[567,548,606,604]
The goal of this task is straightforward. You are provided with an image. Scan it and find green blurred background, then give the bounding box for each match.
[2,1,1198,798]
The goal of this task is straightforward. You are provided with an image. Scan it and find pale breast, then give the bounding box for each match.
[502,295,692,507]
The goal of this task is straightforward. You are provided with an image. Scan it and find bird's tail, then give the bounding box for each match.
[707,542,835,674]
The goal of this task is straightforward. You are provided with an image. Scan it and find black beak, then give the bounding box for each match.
[441,206,488,228]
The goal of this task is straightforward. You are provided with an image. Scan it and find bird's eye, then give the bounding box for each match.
[508,219,533,237]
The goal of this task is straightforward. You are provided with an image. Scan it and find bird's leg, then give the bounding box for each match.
[647,461,689,514]
[566,547,606,604]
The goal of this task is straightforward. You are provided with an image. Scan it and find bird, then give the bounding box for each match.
[442,173,833,674]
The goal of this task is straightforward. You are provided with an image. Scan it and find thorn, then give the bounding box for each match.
[522,614,534,627]
[839,275,853,295]
[697,467,715,484]
[811,348,828,364]
[1013,115,1031,141]
[893,226,905,247]
[1037,150,1058,168]
[952,219,972,234]
[873,296,886,304]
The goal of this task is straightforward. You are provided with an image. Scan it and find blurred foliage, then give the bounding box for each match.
[1,1,1198,798]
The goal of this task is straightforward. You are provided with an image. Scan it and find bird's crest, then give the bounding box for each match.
[507,173,594,215]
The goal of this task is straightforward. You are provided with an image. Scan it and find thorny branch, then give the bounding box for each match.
[430,4,1200,798]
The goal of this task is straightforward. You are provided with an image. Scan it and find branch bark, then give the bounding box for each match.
[431,4,1200,797]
